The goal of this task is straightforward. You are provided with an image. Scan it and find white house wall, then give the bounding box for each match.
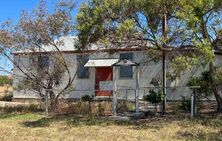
[13,51,222,100]
[13,55,40,99]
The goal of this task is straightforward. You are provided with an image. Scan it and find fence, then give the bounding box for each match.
[61,85,203,117]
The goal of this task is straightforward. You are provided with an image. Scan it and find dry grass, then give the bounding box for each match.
[0,112,221,141]
[0,86,12,98]
[0,86,12,93]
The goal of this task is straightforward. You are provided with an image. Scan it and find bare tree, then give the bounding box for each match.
[0,0,77,113]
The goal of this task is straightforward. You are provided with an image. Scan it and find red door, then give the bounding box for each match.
[95,67,113,96]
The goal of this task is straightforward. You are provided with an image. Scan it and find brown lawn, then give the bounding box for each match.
[0,86,12,98]
[0,112,221,141]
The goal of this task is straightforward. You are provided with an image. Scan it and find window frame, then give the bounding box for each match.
[119,53,133,79]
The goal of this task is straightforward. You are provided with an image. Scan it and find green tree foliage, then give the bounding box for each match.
[187,68,222,97]
[76,0,222,111]
[178,0,222,111]
[76,0,222,72]
[76,0,181,48]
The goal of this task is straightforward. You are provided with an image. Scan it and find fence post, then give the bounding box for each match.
[135,66,139,116]
[112,67,117,116]
[88,85,91,96]
[191,88,197,118]
[126,89,128,101]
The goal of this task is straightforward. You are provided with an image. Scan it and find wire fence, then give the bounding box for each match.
[63,85,207,117]
[67,86,202,101]
[27,85,218,117]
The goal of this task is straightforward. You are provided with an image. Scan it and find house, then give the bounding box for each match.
[12,36,222,102]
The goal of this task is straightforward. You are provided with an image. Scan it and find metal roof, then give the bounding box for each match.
[84,59,119,67]
[112,59,139,66]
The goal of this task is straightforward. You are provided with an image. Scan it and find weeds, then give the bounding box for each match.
[0,111,222,140]
[0,93,13,101]
[0,104,43,113]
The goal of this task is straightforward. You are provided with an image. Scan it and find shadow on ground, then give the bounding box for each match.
[22,117,51,127]
[21,114,134,128]
[17,111,222,129]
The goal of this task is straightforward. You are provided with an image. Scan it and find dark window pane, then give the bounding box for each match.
[120,53,133,60]
[77,55,89,78]
[120,66,133,78]
[38,56,49,69]
[120,53,133,78]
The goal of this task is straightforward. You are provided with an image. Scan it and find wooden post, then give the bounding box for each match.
[135,65,139,116]
[112,67,117,116]
[191,89,196,118]
[126,89,128,101]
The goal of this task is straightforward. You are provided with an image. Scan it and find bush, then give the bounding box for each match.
[81,95,93,102]
[81,95,94,115]
[1,94,13,101]
[181,96,191,112]
[143,90,165,104]
[28,104,43,112]
[0,105,24,113]
[143,90,165,114]
[0,104,43,113]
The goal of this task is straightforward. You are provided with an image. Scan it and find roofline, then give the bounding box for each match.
[13,47,222,56]
[13,48,146,55]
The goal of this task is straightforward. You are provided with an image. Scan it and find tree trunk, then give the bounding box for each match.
[209,61,222,111]
[45,90,49,116]
[49,91,58,113]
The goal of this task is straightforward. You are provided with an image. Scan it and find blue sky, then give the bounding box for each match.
[0,0,84,75]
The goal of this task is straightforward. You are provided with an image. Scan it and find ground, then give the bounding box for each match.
[0,111,222,141]
[0,86,12,98]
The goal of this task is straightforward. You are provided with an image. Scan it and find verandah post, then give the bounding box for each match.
[112,67,117,116]
[135,65,139,116]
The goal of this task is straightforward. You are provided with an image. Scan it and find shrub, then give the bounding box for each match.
[143,90,165,104]
[81,95,93,102]
[81,95,94,115]
[143,90,165,114]
[181,96,191,112]
[98,103,104,116]
[28,104,43,112]
[1,105,24,113]
[1,94,13,101]
[0,104,43,113]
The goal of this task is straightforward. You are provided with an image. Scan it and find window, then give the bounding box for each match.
[119,53,133,78]
[38,56,49,69]
[77,55,89,79]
